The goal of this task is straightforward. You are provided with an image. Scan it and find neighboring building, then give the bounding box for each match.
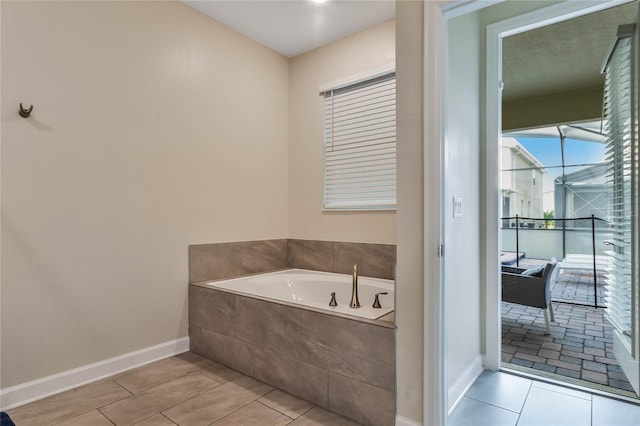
[501,137,545,227]
[554,163,610,227]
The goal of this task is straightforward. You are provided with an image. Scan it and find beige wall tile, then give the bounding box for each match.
[163,376,272,426]
[100,372,218,425]
[189,243,242,283]
[333,242,396,280]
[300,310,395,392]
[287,240,334,272]
[210,401,291,426]
[254,348,328,408]
[189,286,236,337]
[9,380,131,426]
[236,297,303,359]
[242,240,288,274]
[191,327,255,377]
[328,372,395,426]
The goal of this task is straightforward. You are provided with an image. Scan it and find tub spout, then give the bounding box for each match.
[350,264,360,308]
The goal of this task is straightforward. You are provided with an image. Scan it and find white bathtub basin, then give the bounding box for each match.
[206,268,394,320]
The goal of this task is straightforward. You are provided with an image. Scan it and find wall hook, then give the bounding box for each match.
[19,103,33,118]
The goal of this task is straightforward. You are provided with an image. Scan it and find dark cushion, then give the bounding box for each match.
[1,412,16,426]
[522,265,545,277]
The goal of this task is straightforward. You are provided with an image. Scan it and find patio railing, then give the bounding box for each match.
[501,214,609,308]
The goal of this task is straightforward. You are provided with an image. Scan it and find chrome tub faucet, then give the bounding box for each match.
[350,264,360,308]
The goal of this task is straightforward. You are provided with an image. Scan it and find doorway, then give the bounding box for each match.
[486,0,639,399]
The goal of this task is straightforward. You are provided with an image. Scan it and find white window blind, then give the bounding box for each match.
[602,30,637,342]
[322,72,396,210]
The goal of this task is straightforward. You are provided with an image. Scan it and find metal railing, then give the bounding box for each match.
[501,214,608,308]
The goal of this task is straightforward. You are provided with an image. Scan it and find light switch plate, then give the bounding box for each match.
[453,197,463,218]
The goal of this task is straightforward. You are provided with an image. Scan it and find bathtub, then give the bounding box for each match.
[206,268,394,320]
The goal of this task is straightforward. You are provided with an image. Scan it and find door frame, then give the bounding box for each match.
[423,1,635,424]
[483,0,635,371]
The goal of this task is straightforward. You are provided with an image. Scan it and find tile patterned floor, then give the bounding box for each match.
[8,352,361,426]
[449,370,640,426]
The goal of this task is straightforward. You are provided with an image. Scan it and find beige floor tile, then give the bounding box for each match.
[8,380,131,426]
[259,389,313,419]
[163,375,273,426]
[100,372,219,425]
[133,413,177,425]
[290,407,361,426]
[54,409,114,426]
[212,401,291,425]
[199,361,243,384]
[115,352,212,393]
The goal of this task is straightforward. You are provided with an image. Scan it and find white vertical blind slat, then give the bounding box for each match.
[603,35,636,341]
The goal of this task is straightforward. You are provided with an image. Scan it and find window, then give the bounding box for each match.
[321,72,396,210]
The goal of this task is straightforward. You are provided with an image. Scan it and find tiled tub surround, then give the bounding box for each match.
[188,239,396,425]
[189,283,396,426]
[189,239,396,283]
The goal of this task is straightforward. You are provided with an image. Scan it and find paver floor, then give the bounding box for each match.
[501,264,637,397]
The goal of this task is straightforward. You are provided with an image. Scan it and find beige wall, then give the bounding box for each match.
[1,1,289,388]
[395,0,424,423]
[288,19,396,244]
[1,1,398,392]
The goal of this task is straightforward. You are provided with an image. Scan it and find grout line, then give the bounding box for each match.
[299,405,315,418]
[501,366,640,404]
[159,412,178,425]
[132,412,171,426]
[206,398,267,426]
[515,378,534,424]
[462,395,522,415]
[255,399,296,420]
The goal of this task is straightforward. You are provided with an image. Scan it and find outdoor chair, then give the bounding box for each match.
[552,254,612,282]
[502,258,558,334]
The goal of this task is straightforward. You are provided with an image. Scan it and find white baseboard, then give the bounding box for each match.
[0,337,190,410]
[448,355,484,415]
[396,415,422,426]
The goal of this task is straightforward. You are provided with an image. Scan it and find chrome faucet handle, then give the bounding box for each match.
[329,292,337,307]
[350,264,360,308]
[373,292,388,309]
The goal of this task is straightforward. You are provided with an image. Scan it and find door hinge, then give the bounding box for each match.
[438,244,445,257]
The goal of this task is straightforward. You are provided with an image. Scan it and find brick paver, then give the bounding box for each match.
[501,261,637,395]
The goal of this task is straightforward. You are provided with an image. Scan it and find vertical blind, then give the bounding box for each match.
[322,73,396,210]
[602,26,637,345]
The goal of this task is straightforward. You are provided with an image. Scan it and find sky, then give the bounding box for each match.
[514,137,606,213]
[517,137,606,167]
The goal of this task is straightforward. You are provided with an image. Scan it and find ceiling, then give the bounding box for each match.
[502,1,638,103]
[183,0,395,58]
[182,1,636,103]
